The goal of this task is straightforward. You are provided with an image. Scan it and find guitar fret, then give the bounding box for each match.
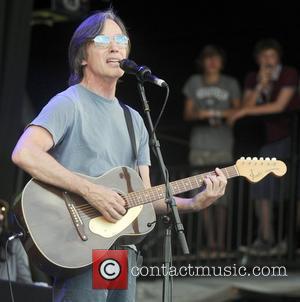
[182,180,188,191]
[186,180,190,188]
[126,164,243,209]
[223,168,229,179]
[188,177,193,190]
[193,176,198,187]
[158,186,164,199]
[133,192,140,206]
[228,167,233,177]
[129,194,136,207]
[233,165,239,177]
[150,189,156,201]
[171,182,177,194]
[194,177,199,188]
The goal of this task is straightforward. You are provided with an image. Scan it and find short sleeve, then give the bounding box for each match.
[280,67,298,87]
[182,76,196,99]
[230,78,241,100]
[28,94,75,146]
[132,112,151,166]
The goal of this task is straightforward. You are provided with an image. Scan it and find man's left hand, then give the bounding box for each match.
[190,168,227,211]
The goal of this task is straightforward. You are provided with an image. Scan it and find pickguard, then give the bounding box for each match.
[89,205,143,238]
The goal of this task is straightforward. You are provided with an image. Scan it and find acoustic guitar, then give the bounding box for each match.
[16,157,286,276]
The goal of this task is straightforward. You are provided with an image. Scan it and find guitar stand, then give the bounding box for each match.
[136,81,190,302]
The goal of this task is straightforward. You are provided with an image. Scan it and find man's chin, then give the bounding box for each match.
[105,71,124,81]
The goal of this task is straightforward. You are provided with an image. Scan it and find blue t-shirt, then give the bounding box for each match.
[29,84,151,176]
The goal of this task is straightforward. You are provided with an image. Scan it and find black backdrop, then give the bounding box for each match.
[0,0,33,200]
[1,0,300,200]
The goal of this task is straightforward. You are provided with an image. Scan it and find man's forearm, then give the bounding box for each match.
[246,102,283,115]
[12,146,93,198]
[153,196,197,215]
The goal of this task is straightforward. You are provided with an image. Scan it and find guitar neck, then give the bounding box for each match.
[126,165,239,208]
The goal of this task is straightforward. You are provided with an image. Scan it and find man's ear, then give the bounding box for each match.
[81,60,87,66]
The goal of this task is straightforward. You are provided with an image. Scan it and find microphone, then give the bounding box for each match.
[119,59,167,87]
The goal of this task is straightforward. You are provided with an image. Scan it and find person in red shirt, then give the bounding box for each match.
[229,39,299,252]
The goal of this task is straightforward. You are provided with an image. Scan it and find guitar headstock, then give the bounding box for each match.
[235,157,287,183]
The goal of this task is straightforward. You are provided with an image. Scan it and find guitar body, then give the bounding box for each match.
[16,166,156,277]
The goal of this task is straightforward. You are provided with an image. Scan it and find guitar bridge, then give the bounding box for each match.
[63,191,88,241]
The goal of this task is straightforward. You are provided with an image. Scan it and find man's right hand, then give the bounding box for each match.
[83,183,127,223]
[258,65,273,89]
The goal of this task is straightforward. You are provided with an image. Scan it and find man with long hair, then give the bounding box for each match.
[12,10,227,301]
[229,39,299,253]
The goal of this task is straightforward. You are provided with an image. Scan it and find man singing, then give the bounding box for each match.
[12,9,227,302]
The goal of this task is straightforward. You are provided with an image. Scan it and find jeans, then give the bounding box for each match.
[53,247,138,302]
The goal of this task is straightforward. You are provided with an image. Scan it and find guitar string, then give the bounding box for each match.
[73,168,237,213]
[72,168,239,222]
[76,181,232,211]
[70,164,268,220]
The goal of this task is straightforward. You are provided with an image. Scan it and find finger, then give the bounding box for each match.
[113,200,127,216]
[108,208,123,221]
[215,168,227,183]
[203,176,212,193]
[206,175,214,191]
[112,192,126,207]
[215,167,223,177]
[216,176,225,190]
[215,172,227,194]
[211,174,221,190]
[216,177,223,190]
[101,209,118,223]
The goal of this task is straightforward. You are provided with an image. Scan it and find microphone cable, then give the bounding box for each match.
[5,231,24,302]
[5,238,15,302]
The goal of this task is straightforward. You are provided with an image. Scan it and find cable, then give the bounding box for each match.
[151,83,170,140]
[5,238,15,302]
[149,83,170,160]
[12,213,26,239]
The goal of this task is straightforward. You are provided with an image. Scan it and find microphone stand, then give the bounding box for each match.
[137,81,189,302]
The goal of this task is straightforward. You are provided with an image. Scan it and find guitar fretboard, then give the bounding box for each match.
[126,165,239,208]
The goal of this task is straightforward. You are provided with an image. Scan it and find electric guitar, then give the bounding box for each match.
[16,157,286,276]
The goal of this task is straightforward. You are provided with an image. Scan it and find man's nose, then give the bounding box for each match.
[109,40,119,53]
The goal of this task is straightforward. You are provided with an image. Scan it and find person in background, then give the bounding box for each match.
[183,45,241,252]
[229,39,299,253]
[0,199,32,283]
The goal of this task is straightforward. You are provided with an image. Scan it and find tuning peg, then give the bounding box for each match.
[265,157,270,160]
[253,157,258,160]
[246,157,251,160]
[259,157,264,160]
[240,157,245,160]
[271,157,276,160]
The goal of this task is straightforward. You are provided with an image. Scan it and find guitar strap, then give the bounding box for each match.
[119,101,138,163]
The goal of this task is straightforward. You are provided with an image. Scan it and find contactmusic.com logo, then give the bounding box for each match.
[92,250,128,289]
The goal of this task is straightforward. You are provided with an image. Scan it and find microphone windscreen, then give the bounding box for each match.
[119,59,139,75]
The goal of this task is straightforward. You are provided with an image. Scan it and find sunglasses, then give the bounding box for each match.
[93,34,129,48]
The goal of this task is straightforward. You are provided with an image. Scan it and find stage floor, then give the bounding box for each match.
[136,272,300,302]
